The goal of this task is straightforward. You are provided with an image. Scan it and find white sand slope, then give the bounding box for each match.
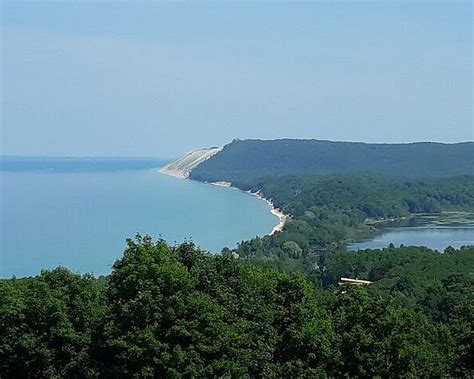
[159,147,222,178]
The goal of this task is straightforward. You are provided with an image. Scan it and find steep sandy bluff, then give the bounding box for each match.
[159,147,222,179]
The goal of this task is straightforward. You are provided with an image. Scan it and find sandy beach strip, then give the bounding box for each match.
[269,207,288,235]
[210,181,232,188]
[248,190,289,235]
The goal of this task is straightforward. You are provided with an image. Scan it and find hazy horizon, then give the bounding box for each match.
[2,1,472,157]
[1,138,474,159]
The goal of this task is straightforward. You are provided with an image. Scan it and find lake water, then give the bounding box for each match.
[347,223,474,252]
[0,158,278,278]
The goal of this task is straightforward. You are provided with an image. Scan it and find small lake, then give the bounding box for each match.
[347,215,474,252]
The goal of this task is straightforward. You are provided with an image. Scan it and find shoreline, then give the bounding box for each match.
[160,171,289,235]
[158,166,188,179]
[211,181,289,235]
[246,189,289,235]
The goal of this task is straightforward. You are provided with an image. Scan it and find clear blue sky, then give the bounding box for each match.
[1,1,472,157]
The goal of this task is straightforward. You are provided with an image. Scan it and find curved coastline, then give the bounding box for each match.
[158,167,288,236]
[210,181,289,235]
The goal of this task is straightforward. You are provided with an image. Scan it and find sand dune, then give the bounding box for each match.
[159,147,222,178]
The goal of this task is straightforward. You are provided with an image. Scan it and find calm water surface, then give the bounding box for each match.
[1,161,277,277]
[348,224,474,252]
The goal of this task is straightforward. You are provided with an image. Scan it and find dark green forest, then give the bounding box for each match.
[227,174,474,273]
[1,238,473,377]
[191,139,474,180]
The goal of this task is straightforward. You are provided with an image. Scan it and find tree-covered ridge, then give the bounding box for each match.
[190,139,474,180]
[231,174,474,270]
[1,237,472,377]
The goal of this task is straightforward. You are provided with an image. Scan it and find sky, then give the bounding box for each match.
[1,1,472,157]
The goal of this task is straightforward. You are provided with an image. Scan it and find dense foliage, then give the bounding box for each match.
[229,174,474,271]
[0,269,106,377]
[192,140,474,270]
[1,238,472,377]
[321,245,474,375]
[190,139,474,180]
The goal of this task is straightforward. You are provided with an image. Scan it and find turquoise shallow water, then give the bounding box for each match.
[0,163,277,277]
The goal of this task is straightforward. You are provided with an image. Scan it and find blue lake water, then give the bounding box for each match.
[347,225,474,252]
[0,159,278,278]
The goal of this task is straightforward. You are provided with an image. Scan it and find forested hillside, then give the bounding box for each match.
[1,237,472,377]
[190,139,474,181]
[230,174,474,272]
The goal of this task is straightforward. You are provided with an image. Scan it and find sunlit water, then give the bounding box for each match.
[0,160,278,277]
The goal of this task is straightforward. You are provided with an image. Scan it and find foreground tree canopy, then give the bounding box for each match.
[1,237,473,377]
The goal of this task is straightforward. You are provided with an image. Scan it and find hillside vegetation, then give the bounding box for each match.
[189,139,474,272]
[1,238,472,377]
[224,174,474,272]
[190,139,474,181]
